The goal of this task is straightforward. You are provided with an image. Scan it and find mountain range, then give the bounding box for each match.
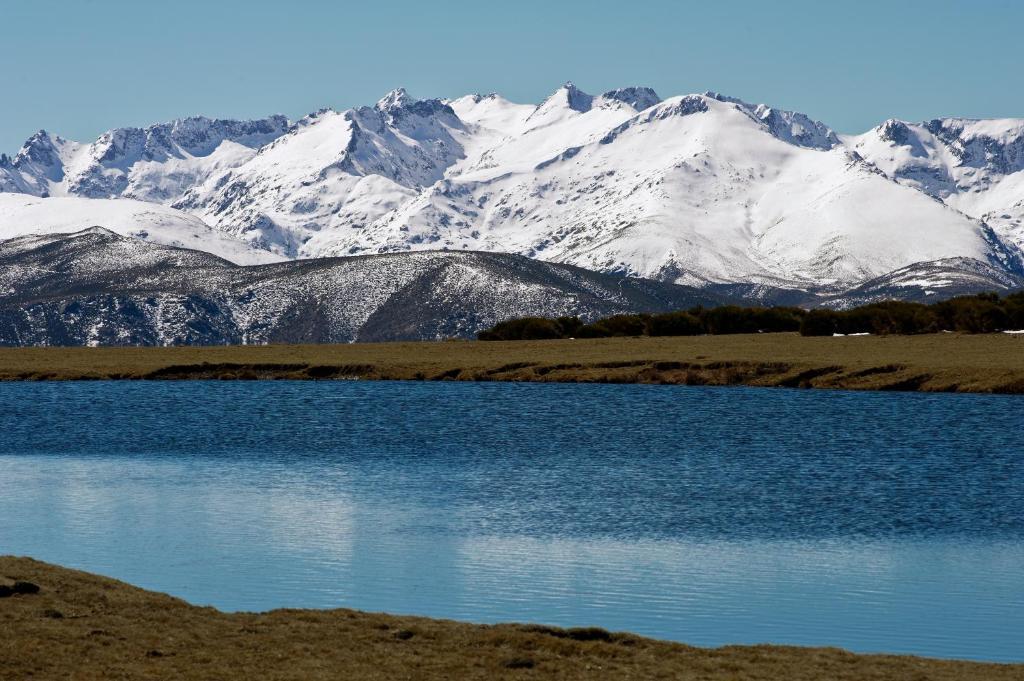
[2,82,1023,343]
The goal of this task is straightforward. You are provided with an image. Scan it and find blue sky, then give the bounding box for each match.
[2,0,1021,152]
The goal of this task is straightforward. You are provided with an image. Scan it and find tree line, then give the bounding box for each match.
[476,293,1024,340]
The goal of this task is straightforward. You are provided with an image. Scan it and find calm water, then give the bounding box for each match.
[1,381,1022,662]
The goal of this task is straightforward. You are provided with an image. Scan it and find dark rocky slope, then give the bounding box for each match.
[0,228,726,345]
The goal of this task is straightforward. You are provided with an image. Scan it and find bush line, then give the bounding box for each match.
[476,293,1024,340]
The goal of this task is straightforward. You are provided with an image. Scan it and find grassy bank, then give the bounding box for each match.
[0,333,1023,392]
[1,557,1021,680]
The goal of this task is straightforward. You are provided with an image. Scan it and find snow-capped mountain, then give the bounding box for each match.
[173,90,468,255]
[335,91,1019,287]
[704,92,841,151]
[0,115,288,203]
[848,117,1024,251]
[0,193,282,265]
[2,83,1023,294]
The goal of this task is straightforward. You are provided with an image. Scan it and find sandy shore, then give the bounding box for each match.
[2,557,1021,680]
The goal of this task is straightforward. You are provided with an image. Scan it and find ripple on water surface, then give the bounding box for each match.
[0,381,1022,661]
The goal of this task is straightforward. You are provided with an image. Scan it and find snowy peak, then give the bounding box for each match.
[354,87,1017,288]
[376,87,417,112]
[0,115,290,203]
[0,130,76,195]
[922,117,1024,173]
[450,93,500,106]
[146,115,288,157]
[530,82,661,119]
[644,94,711,119]
[526,82,596,127]
[344,99,466,186]
[597,91,838,149]
[597,87,661,111]
[597,94,710,145]
[13,130,65,172]
[705,92,839,150]
[858,116,1024,174]
[366,88,459,127]
[346,89,468,185]
[372,88,457,123]
[850,115,1024,253]
[85,115,290,170]
[174,89,472,257]
[556,81,595,113]
[754,105,839,150]
[66,115,291,202]
[877,119,917,146]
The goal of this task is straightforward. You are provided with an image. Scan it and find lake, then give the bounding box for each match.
[1,381,1021,662]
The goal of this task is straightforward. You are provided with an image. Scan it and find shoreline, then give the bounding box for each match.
[2,556,1021,680]
[0,333,1022,393]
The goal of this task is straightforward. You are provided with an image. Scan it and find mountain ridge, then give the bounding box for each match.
[0,227,729,346]
[2,83,1023,292]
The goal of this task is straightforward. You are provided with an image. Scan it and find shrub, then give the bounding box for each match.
[752,306,806,333]
[835,306,874,335]
[476,317,566,341]
[577,314,647,338]
[645,311,704,336]
[1004,292,1024,329]
[702,306,760,335]
[851,301,937,335]
[693,305,804,334]
[554,316,584,338]
[800,309,840,336]
[935,295,1009,333]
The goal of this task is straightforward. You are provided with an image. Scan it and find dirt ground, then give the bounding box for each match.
[2,557,1022,681]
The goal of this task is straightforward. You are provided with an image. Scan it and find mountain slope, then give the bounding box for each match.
[821,257,1024,308]
[0,228,726,346]
[0,193,283,265]
[172,91,473,256]
[848,117,1024,252]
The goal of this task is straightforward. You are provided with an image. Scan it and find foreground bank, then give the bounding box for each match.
[1,557,1020,681]
[0,333,1023,393]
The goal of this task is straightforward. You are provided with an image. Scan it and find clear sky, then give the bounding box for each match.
[2,0,1022,152]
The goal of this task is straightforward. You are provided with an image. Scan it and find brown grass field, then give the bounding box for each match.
[0,333,1023,392]
[2,557,1022,681]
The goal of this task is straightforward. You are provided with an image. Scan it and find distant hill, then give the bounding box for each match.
[0,228,726,346]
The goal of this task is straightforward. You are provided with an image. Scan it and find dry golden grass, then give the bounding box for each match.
[0,333,1023,392]
[2,557,1021,681]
